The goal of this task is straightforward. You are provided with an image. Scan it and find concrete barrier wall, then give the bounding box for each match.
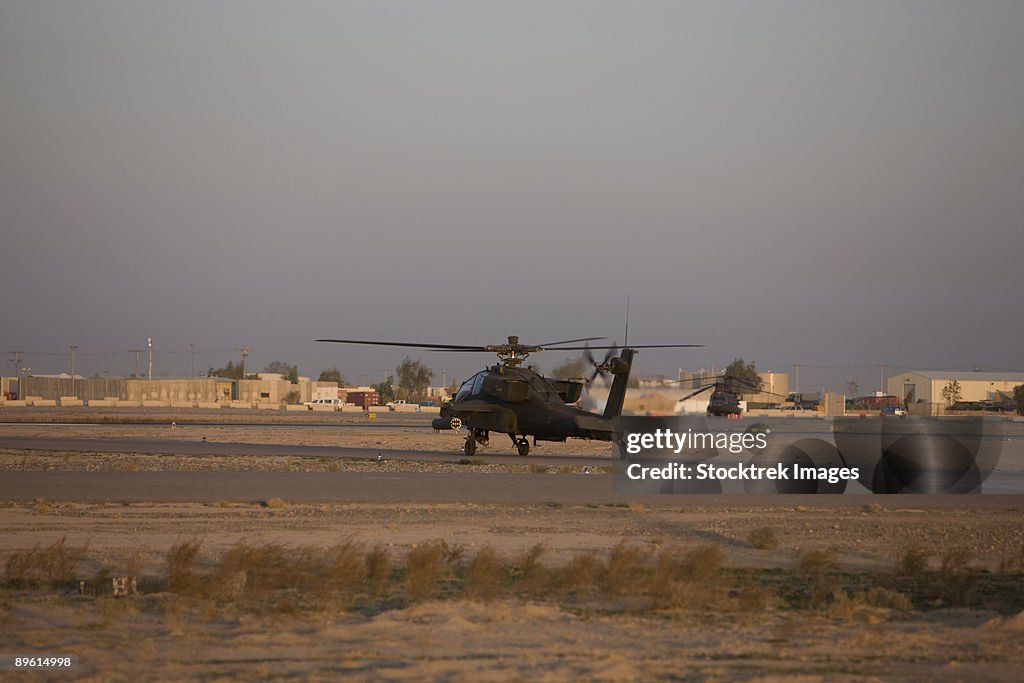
[169,401,195,408]
[142,400,170,408]
[87,399,118,407]
[285,405,307,411]
[13,377,127,401]
[257,403,282,410]
[196,402,220,409]
[59,397,84,407]
[115,400,142,407]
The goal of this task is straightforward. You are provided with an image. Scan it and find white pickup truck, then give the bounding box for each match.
[304,398,343,411]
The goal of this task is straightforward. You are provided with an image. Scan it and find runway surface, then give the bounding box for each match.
[1,470,1023,507]
[0,435,607,467]
[2,434,1022,505]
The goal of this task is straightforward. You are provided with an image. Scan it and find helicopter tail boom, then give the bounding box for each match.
[602,348,636,419]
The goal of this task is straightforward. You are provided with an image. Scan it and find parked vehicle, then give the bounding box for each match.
[304,398,343,411]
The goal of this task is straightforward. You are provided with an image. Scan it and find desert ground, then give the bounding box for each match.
[0,410,1022,681]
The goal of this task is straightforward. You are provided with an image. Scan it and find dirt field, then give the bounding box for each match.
[0,414,1022,681]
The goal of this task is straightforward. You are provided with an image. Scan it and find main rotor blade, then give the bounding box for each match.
[550,344,703,350]
[536,336,605,347]
[679,384,717,401]
[316,339,488,351]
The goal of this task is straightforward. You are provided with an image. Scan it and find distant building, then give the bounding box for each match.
[887,370,1024,405]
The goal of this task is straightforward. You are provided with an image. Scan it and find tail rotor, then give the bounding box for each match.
[585,341,621,383]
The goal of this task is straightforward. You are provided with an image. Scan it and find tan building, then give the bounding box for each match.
[887,371,1024,405]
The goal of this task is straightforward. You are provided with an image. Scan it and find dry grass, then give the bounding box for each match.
[405,541,459,602]
[14,536,1006,620]
[748,527,779,550]
[263,498,287,509]
[897,547,931,576]
[796,549,839,575]
[528,463,549,474]
[4,536,84,589]
[323,540,367,598]
[365,545,391,596]
[627,502,647,514]
[560,553,603,597]
[603,541,650,596]
[795,549,840,609]
[465,545,505,601]
[680,545,724,582]
[165,539,202,595]
[937,546,978,606]
[514,543,550,598]
[647,545,725,609]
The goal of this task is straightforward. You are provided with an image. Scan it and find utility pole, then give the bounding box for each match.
[70,345,78,397]
[130,350,143,378]
[240,345,250,378]
[147,337,153,380]
[792,364,801,394]
[190,343,195,377]
[7,351,22,379]
[879,364,887,395]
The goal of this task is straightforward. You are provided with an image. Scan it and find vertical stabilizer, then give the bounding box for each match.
[603,348,636,418]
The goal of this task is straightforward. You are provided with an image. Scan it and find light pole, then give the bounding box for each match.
[148,337,153,380]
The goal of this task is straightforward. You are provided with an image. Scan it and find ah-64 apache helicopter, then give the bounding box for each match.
[317,335,700,456]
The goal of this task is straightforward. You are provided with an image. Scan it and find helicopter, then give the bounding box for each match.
[316,335,701,456]
[674,374,785,417]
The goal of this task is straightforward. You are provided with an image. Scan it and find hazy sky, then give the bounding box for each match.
[2,1,1022,391]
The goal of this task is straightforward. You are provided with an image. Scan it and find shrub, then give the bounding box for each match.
[748,527,779,550]
[405,542,451,602]
[4,537,84,589]
[465,546,505,601]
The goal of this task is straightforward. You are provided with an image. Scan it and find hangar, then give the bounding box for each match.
[887,370,1024,406]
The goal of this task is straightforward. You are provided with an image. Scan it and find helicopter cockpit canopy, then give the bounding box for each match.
[454,371,489,402]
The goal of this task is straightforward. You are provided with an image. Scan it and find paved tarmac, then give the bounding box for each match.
[0,435,607,467]
[1,435,1021,505]
[0,469,1021,507]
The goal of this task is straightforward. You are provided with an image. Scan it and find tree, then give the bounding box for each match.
[724,358,761,397]
[395,357,434,401]
[393,358,434,401]
[1013,384,1024,416]
[845,380,860,397]
[208,361,243,379]
[318,367,345,384]
[550,356,588,380]
[264,361,298,383]
[373,376,396,404]
[941,380,962,407]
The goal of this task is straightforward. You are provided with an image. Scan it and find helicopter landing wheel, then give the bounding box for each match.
[516,438,530,457]
[464,435,477,457]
